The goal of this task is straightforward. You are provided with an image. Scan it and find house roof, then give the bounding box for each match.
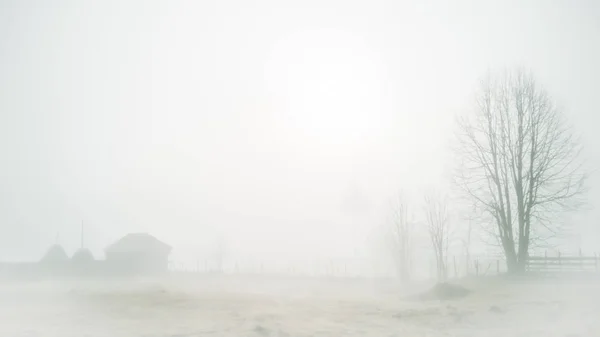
[105,233,172,255]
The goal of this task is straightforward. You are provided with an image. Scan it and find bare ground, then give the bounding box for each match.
[0,274,597,337]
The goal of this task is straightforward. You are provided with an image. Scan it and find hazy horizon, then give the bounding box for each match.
[1,0,598,269]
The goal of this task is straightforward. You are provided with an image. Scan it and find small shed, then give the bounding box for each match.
[104,233,171,275]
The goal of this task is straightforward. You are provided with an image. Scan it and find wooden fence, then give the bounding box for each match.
[168,254,509,281]
[526,253,599,275]
[169,253,600,280]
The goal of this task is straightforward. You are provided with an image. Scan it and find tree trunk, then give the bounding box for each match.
[504,242,520,274]
[517,234,529,273]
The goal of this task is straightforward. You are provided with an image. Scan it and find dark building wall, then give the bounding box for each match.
[105,252,169,275]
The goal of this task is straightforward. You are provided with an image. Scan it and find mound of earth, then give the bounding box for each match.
[419,282,471,300]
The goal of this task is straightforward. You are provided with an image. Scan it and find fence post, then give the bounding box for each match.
[558,251,561,272]
[475,260,479,277]
[496,260,500,274]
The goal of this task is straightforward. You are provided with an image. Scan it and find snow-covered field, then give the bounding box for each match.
[0,274,597,337]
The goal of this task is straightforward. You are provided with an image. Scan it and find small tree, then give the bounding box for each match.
[457,203,478,276]
[387,194,413,283]
[424,192,450,281]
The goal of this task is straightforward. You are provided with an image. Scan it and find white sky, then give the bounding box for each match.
[0,0,599,265]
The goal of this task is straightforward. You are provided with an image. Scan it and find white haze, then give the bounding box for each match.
[1,0,599,270]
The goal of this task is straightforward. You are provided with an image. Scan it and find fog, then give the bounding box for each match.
[2,0,598,266]
[1,0,600,335]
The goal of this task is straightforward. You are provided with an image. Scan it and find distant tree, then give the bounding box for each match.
[424,192,450,281]
[213,233,227,272]
[454,68,586,273]
[455,202,479,276]
[387,194,413,283]
[461,211,474,276]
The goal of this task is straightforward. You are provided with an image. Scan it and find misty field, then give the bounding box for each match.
[0,275,598,337]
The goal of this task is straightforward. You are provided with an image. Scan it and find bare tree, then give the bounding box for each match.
[455,68,586,273]
[424,192,450,281]
[456,202,482,276]
[387,194,413,283]
[460,212,474,276]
